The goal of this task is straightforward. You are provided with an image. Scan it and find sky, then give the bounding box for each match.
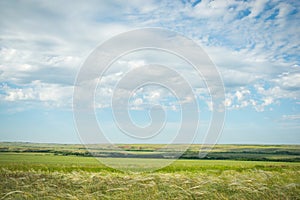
[0,0,299,144]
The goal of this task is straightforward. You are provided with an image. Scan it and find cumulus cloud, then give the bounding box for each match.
[1,81,73,109]
[0,0,299,114]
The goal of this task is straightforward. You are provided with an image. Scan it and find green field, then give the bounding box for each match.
[0,143,299,199]
[1,142,299,162]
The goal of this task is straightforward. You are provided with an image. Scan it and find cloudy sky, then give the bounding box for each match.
[0,0,299,144]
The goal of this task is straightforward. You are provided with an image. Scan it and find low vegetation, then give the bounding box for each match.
[1,142,299,162]
[0,143,299,199]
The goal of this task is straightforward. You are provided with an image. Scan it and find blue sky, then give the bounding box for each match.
[0,0,299,144]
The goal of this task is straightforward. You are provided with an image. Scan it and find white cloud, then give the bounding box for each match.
[282,114,300,121]
[248,0,268,18]
[188,0,230,19]
[0,0,299,114]
[1,81,73,108]
[0,48,17,61]
[274,70,300,91]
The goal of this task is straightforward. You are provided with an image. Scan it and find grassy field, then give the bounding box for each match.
[0,143,299,199]
[1,142,299,162]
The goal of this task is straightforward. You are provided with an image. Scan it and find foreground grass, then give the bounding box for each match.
[0,153,299,199]
[1,168,299,199]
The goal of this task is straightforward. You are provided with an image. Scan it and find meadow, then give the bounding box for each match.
[0,143,299,199]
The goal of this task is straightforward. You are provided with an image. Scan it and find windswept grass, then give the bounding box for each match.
[1,167,299,199]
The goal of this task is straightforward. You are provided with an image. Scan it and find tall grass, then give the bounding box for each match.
[1,168,299,199]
